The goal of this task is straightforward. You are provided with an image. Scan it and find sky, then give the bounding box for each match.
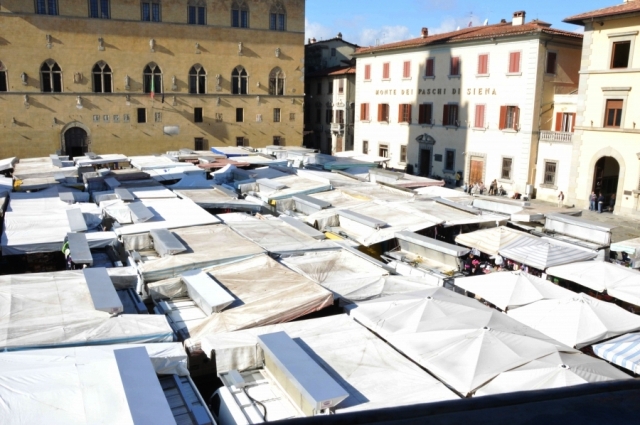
[305,0,614,47]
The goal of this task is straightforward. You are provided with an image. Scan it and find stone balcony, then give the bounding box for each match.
[331,122,345,135]
[540,130,573,143]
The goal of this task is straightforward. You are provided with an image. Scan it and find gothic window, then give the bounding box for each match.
[89,0,110,19]
[141,0,161,22]
[36,0,58,15]
[0,62,7,92]
[92,62,113,93]
[40,60,62,93]
[189,65,206,94]
[232,66,248,95]
[187,0,206,25]
[231,1,249,28]
[269,67,285,96]
[270,2,286,31]
[143,63,162,94]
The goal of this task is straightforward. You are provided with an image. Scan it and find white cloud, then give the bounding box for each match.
[357,25,413,47]
[305,18,335,42]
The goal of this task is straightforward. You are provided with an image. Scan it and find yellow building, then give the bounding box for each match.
[564,1,640,216]
[0,0,305,158]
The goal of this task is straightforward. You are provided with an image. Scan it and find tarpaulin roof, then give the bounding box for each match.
[183,254,334,343]
[137,225,264,282]
[0,270,174,351]
[508,293,640,348]
[0,343,189,424]
[454,271,574,311]
[201,315,458,413]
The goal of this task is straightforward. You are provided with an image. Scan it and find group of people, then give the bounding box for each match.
[589,191,616,213]
[462,180,505,196]
[462,250,542,276]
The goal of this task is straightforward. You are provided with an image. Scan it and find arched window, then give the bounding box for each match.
[187,0,206,25]
[41,60,62,93]
[36,0,58,15]
[232,66,248,95]
[0,61,7,92]
[89,0,110,19]
[231,1,249,28]
[143,63,162,94]
[270,2,286,31]
[92,62,112,93]
[141,0,161,22]
[189,65,206,94]
[269,67,285,96]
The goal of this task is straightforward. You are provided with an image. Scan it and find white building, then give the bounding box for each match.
[304,35,359,154]
[353,12,582,195]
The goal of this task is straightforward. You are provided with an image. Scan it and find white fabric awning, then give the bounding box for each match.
[508,293,640,348]
[454,271,574,310]
[455,226,543,256]
[499,243,598,270]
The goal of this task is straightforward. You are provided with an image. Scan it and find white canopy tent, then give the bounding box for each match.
[610,237,640,268]
[546,261,640,306]
[0,343,194,425]
[475,351,630,396]
[136,225,264,282]
[170,254,334,345]
[454,271,574,311]
[455,226,543,256]
[499,242,598,270]
[593,332,640,375]
[201,315,458,414]
[508,293,640,348]
[348,289,576,396]
[279,250,435,302]
[0,270,174,351]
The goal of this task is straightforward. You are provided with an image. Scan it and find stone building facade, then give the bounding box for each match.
[0,0,305,158]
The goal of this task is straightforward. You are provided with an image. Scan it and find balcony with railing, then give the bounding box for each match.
[540,131,573,143]
[331,122,345,134]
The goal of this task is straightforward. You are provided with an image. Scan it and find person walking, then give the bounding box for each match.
[597,192,605,213]
[609,193,616,213]
[589,191,597,211]
[462,181,468,194]
[557,191,564,208]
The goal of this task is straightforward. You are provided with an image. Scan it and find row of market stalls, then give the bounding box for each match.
[0,147,639,423]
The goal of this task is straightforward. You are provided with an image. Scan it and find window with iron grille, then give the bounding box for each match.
[445,149,455,171]
[36,0,58,15]
[236,137,246,147]
[400,145,407,163]
[194,107,203,123]
[188,1,206,25]
[501,157,513,180]
[141,1,161,22]
[194,137,204,150]
[89,0,110,19]
[273,108,281,122]
[363,140,369,154]
[544,161,557,185]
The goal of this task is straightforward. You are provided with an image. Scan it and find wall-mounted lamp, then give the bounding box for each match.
[275,47,281,58]
[125,95,131,106]
[46,34,52,49]
[256,95,260,105]
[216,96,221,106]
[124,75,130,90]
[171,75,177,91]
[23,95,30,109]
[238,42,243,56]
[20,72,28,85]
[172,96,177,107]
[256,82,261,88]
[52,117,57,126]
[73,72,82,84]
[11,118,17,127]
[215,74,221,91]
[195,42,201,54]
[76,96,83,110]
[291,98,295,105]
[149,38,155,53]
[98,37,105,51]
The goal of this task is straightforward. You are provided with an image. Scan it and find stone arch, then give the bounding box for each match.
[585,146,626,208]
[60,121,91,156]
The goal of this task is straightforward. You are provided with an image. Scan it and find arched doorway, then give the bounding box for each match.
[592,156,620,198]
[64,127,88,158]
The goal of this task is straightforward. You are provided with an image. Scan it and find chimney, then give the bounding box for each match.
[311,37,316,43]
[308,38,311,44]
[500,19,507,23]
[421,27,428,38]
[337,32,343,39]
[512,11,525,26]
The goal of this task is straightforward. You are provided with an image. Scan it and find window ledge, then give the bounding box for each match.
[501,129,518,133]
[539,183,558,190]
[419,123,434,127]
[444,125,461,129]
[381,78,391,82]
[378,121,389,125]
[361,120,371,123]
[363,79,371,82]
[544,72,557,76]
[476,74,490,78]
[423,76,435,80]
[498,178,514,184]
[472,127,487,132]
[402,77,412,81]
[506,72,522,76]
[443,168,455,173]
[448,75,461,79]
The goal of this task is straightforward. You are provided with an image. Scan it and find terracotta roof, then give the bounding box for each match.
[306,65,356,78]
[564,2,640,25]
[306,37,360,48]
[355,22,582,55]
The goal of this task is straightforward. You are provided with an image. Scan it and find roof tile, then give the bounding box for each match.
[564,2,640,25]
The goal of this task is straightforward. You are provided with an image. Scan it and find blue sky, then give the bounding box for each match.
[306,0,613,46]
